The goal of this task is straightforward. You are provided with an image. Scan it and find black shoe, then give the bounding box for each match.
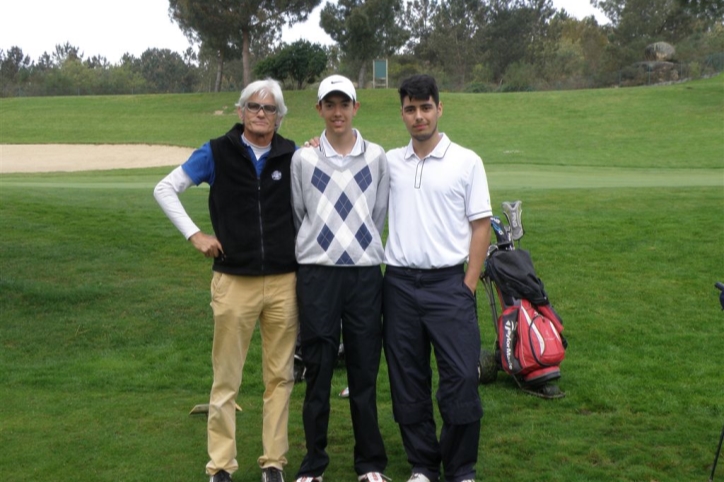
[211,470,232,482]
[262,467,285,482]
[522,383,565,399]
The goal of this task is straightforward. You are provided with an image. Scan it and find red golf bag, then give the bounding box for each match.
[497,298,566,387]
[479,210,568,398]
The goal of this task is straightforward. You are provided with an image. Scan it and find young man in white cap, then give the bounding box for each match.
[291,74,389,482]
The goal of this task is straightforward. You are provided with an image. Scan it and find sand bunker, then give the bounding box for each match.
[0,144,194,174]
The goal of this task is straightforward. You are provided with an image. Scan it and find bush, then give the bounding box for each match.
[500,61,537,92]
[704,52,724,73]
[464,81,493,93]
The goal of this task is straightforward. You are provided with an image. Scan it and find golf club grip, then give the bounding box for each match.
[716,282,724,292]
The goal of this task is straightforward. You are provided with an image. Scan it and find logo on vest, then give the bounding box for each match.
[272,170,282,181]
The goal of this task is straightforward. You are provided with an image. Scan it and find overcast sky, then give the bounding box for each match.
[0,0,608,64]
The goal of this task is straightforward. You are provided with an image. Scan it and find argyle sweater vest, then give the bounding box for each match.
[291,141,389,267]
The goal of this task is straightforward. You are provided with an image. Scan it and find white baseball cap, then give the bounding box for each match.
[318,75,356,102]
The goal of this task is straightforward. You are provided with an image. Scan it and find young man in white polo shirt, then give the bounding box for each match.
[292,75,389,482]
[383,74,492,482]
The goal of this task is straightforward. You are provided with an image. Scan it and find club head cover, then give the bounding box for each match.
[502,201,524,241]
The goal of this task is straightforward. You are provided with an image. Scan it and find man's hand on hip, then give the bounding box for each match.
[189,232,224,259]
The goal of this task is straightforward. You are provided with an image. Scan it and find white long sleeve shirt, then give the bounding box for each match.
[153,166,201,240]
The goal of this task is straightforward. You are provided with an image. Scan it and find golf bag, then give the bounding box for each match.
[488,249,567,387]
[479,201,567,398]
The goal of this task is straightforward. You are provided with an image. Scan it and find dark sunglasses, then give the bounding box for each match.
[245,102,278,114]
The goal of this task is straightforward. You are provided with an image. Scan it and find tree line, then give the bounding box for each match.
[1,0,722,97]
[0,40,336,97]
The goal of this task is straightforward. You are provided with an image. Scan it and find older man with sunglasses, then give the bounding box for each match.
[154,79,299,482]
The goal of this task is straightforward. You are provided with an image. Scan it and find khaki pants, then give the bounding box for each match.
[206,271,298,476]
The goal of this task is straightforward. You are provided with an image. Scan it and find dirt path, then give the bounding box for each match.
[0,144,194,174]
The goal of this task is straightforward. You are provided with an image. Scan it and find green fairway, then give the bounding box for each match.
[1,165,722,191]
[1,76,723,482]
[2,75,722,170]
[487,165,723,189]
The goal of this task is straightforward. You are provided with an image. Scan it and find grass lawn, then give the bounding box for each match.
[1,75,723,482]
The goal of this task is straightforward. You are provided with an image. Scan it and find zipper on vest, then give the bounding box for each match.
[257,178,265,270]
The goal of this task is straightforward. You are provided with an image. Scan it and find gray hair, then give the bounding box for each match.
[235,78,288,129]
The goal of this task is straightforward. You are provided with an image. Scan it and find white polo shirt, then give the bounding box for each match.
[384,133,492,269]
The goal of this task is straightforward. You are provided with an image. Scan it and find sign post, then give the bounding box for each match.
[373,59,388,89]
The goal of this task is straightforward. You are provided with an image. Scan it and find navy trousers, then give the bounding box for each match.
[383,265,482,482]
[296,264,387,477]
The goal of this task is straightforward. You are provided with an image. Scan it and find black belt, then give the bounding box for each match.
[386,264,464,276]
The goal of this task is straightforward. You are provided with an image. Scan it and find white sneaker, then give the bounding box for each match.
[295,476,323,482]
[358,473,389,482]
[407,474,432,482]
